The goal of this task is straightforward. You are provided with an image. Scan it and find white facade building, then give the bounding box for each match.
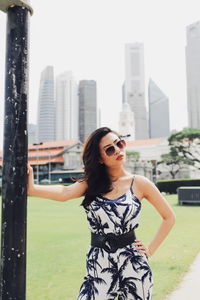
[125,43,149,140]
[37,66,55,142]
[119,102,135,140]
[55,71,78,140]
[186,21,200,129]
[126,138,200,179]
[126,137,169,161]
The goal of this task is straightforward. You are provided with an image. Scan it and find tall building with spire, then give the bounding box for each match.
[119,102,135,140]
[55,71,78,140]
[124,43,148,139]
[148,79,170,138]
[79,80,97,142]
[28,123,37,144]
[37,66,55,142]
[186,21,200,129]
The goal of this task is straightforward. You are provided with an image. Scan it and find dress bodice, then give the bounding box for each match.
[84,187,141,235]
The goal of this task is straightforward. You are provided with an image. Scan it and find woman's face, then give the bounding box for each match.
[99,132,126,167]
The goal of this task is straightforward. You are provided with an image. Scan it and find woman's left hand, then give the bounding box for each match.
[133,240,151,257]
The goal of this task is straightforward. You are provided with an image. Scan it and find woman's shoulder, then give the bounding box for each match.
[132,174,155,199]
[133,174,151,184]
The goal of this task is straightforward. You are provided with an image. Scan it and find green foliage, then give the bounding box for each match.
[158,128,200,178]
[167,128,200,167]
[158,146,194,178]
[159,147,194,166]
[168,128,200,143]
[126,150,140,161]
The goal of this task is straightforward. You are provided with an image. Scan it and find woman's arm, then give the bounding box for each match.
[135,175,176,257]
[27,164,87,202]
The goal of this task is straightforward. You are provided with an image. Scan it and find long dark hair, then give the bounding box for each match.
[81,127,120,209]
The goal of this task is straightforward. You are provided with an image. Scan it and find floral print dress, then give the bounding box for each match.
[77,177,153,300]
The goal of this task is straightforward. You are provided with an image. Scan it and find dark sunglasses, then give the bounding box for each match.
[104,139,126,156]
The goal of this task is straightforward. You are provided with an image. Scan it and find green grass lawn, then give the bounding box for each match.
[1,194,200,299]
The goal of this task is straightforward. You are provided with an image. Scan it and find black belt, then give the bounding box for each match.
[91,230,136,253]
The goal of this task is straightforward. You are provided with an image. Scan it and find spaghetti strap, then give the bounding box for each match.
[130,175,135,190]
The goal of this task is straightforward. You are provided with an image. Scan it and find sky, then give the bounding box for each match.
[0,0,200,150]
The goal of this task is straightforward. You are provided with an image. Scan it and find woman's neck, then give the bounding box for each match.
[107,165,129,181]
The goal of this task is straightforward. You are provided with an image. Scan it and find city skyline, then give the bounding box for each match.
[36,67,97,144]
[0,0,200,149]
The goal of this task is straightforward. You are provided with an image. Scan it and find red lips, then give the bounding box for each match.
[116,154,124,160]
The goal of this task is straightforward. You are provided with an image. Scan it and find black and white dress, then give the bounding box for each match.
[77,177,153,300]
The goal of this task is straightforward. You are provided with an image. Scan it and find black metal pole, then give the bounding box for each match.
[0,3,32,299]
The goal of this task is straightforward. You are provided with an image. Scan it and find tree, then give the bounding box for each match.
[157,146,194,179]
[168,128,200,168]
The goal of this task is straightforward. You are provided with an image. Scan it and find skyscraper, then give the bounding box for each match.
[37,66,55,142]
[125,43,149,139]
[122,82,126,104]
[55,71,78,140]
[148,79,170,138]
[186,21,200,129]
[79,80,97,142]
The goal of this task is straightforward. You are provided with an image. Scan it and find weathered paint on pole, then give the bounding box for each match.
[0,4,31,300]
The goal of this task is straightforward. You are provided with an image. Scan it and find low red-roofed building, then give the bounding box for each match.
[0,139,84,183]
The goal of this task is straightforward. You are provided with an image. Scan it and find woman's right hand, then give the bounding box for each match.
[27,164,35,195]
[26,164,87,201]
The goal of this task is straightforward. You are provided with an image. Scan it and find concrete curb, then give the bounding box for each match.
[165,252,200,299]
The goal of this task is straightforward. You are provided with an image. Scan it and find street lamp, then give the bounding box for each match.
[47,150,51,183]
[151,159,158,183]
[120,134,131,139]
[33,142,43,184]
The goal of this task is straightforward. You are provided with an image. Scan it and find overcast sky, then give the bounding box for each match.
[0,0,200,150]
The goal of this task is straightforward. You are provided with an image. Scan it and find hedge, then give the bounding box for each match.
[156,178,200,194]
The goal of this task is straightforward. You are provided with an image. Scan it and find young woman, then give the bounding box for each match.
[28,127,176,300]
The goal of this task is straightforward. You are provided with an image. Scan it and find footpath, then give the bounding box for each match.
[165,252,200,300]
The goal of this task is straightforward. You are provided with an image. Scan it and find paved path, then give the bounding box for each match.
[165,252,200,299]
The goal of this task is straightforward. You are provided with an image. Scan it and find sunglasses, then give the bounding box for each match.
[104,139,126,156]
